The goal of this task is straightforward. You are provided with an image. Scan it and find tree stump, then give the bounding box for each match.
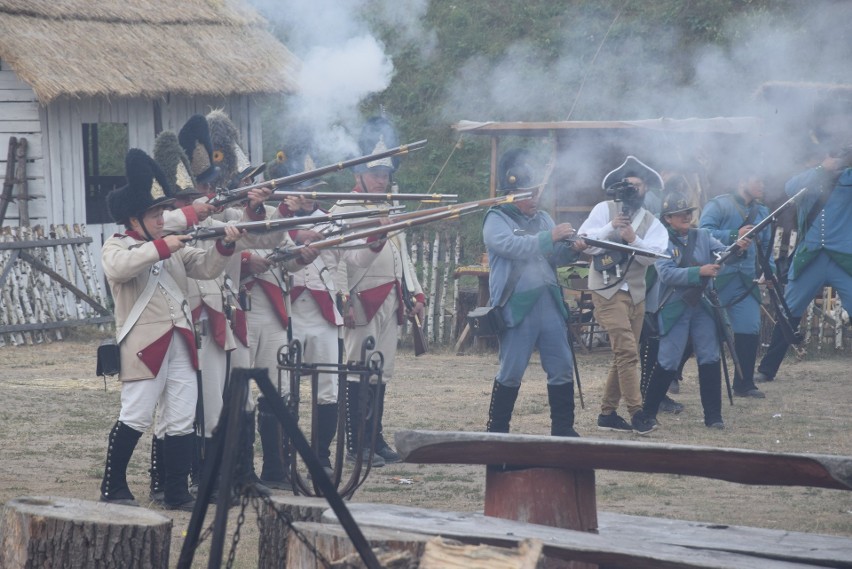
[258,495,330,569]
[285,521,428,569]
[0,496,172,569]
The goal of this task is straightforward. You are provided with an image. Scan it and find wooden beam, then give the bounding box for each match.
[325,504,819,569]
[0,236,93,249]
[0,316,113,333]
[0,136,16,226]
[394,430,852,491]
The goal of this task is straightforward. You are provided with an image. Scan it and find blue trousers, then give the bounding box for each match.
[759,252,852,377]
[496,292,573,388]
[717,275,760,335]
[658,304,720,371]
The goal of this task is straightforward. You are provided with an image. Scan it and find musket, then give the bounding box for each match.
[273,190,458,203]
[267,204,481,264]
[573,236,671,259]
[180,208,397,241]
[207,139,427,207]
[322,192,534,236]
[715,187,808,267]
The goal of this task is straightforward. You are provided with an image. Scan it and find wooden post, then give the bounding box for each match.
[484,467,598,532]
[285,521,429,569]
[0,496,172,569]
[257,494,331,569]
[0,136,17,227]
[15,137,28,226]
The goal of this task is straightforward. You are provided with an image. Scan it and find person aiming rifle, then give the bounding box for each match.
[755,145,852,383]
[642,192,755,430]
[483,148,587,437]
[331,115,426,467]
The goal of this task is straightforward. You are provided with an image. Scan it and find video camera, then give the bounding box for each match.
[605,179,640,216]
[605,179,639,202]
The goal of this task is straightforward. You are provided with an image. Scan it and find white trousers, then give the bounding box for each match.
[120,331,196,437]
[291,293,340,404]
[345,291,399,383]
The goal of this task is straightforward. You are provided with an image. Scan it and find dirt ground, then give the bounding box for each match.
[0,333,850,567]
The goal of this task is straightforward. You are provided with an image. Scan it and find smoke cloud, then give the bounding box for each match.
[250,0,432,160]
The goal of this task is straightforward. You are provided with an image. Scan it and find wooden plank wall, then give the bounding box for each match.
[0,60,45,225]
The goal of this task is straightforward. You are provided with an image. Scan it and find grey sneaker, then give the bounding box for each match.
[706,420,725,430]
[754,372,774,383]
[631,410,657,436]
[734,388,765,399]
[597,413,633,432]
[659,395,684,414]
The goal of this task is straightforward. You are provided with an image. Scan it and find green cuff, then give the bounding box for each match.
[538,231,554,255]
[729,230,738,243]
[687,266,701,285]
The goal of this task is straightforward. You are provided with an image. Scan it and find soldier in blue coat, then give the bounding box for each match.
[699,167,770,398]
[643,192,745,429]
[483,148,586,437]
[756,149,852,382]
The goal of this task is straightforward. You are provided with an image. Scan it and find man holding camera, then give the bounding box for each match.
[755,148,852,383]
[577,156,669,435]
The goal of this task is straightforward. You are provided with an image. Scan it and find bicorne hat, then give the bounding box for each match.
[354,116,400,173]
[601,156,664,192]
[497,148,536,193]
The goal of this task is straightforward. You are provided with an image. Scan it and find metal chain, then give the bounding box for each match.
[225,490,250,569]
[253,488,335,569]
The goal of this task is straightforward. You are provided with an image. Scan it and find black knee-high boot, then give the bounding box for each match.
[163,432,196,510]
[698,362,724,428]
[345,381,385,467]
[100,421,143,505]
[373,383,400,463]
[643,367,677,420]
[547,383,579,437]
[757,316,801,381]
[486,380,520,433]
[256,397,291,490]
[733,333,763,397]
[149,435,165,503]
[316,402,338,475]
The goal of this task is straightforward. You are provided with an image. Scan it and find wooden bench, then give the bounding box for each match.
[329,430,852,568]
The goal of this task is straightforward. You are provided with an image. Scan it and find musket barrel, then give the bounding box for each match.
[208,139,427,207]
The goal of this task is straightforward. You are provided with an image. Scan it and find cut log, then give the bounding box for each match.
[419,536,544,569]
[285,521,428,569]
[258,494,330,569]
[0,496,171,569]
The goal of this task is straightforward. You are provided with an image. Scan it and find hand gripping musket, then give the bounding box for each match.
[714,187,808,267]
[322,192,535,236]
[207,139,427,207]
[179,208,396,240]
[266,204,483,264]
[711,187,808,347]
[273,190,458,203]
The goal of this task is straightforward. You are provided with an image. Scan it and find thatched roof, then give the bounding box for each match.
[0,0,300,103]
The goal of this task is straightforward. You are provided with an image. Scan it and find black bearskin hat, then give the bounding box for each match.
[153,131,202,200]
[354,116,399,173]
[178,114,219,184]
[106,149,175,225]
[207,109,262,187]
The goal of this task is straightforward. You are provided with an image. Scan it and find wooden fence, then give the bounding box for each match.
[0,224,113,346]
